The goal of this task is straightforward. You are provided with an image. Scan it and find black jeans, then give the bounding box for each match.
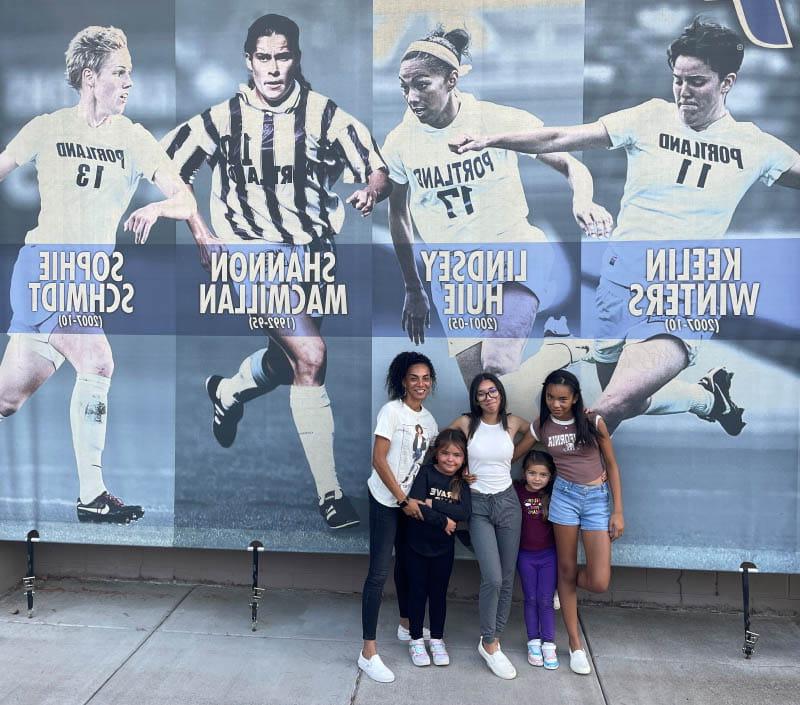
[361,492,409,641]
[406,545,454,640]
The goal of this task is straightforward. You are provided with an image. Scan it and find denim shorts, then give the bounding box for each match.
[548,475,610,531]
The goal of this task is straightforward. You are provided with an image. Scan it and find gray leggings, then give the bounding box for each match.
[469,485,522,643]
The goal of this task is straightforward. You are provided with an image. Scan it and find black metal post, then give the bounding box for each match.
[24,530,40,618]
[248,540,265,631]
[739,561,759,658]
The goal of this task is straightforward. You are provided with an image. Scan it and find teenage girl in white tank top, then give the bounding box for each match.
[448,373,531,680]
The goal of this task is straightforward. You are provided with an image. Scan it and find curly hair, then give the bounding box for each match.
[384,351,436,401]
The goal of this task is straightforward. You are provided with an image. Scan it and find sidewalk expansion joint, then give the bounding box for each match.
[80,585,196,705]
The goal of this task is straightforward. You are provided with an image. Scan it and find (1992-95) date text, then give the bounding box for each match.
[248,315,296,331]
[447,316,498,331]
[58,314,103,328]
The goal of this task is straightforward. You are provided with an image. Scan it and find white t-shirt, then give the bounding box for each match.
[599,98,800,283]
[381,92,545,243]
[6,106,175,245]
[368,398,438,507]
[467,420,515,495]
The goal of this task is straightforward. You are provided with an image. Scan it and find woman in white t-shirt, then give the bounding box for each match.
[449,373,530,680]
[382,27,612,385]
[358,351,438,683]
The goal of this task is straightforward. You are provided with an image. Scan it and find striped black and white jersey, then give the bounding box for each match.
[164,82,386,244]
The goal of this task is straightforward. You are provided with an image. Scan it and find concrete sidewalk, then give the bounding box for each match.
[0,579,797,705]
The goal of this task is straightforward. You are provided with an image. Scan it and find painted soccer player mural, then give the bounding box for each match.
[0,25,195,523]
[453,18,800,435]
[165,14,390,530]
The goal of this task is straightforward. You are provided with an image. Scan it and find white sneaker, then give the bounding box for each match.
[358,652,395,683]
[542,641,559,670]
[553,592,561,610]
[569,648,592,675]
[430,638,450,666]
[397,624,430,641]
[408,638,431,666]
[527,638,543,667]
[478,638,517,679]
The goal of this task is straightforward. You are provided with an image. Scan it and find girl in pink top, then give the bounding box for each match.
[516,369,623,676]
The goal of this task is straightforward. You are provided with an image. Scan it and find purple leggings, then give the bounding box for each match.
[516,546,557,642]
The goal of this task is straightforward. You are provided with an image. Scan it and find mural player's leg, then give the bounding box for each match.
[454,284,536,390]
[643,368,746,436]
[50,329,143,524]
[0,335,57,419]
[228,310,357,530]
[591,336,688,434]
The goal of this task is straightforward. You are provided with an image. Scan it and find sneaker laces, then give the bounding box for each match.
[103,492,125,508]
[410,642,426,656]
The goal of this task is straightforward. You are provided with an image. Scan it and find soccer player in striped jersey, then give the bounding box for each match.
[384,27,611,416]
[164,14,390,529]
[0,26,196,523]
[453,18,800,435]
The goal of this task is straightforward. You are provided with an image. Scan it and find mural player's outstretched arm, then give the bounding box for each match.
[346,167,392,216]
[123,168,196,244]
[0,150,20,181]
[450,121,612,156]
[536,151,614,238]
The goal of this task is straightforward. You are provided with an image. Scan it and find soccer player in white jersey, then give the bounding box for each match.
[382,27,612,414]
[0,26,196,523]
[164,14,390,529]
[453,18,800,434]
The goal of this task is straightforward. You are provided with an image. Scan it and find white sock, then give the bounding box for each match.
[71,373,110,503]
[500,343,573,419]
[218,353,261,409]
[646,380,714,416]
[289,384,340,499]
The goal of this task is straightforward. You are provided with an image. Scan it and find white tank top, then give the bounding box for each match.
[467,420,515,495]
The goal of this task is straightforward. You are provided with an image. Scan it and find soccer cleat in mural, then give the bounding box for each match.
[77,492,145,524]
[318,492,360,530]
[698,367,746,436]
[206,375,244,448]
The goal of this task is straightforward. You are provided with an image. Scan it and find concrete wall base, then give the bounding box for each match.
[1,541,797,614]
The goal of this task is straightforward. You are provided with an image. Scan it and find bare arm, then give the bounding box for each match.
[511,421,536,464]
[775,158,800,189]
[346,167,392,216]
[0,150,20,182]
[388,180,430,344]
[537,152,613,238]
[123,167,197,244]
[183,196,227,272]
[596,417,624,541]
[372,435,423,519]
[451,121,612,156]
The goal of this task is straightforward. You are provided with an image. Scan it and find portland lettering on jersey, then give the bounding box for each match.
[55,143,126,170]
[658,133,743,169]
[413,151,495,189]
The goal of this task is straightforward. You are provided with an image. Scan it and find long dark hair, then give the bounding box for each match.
[401,26,471,77]
[521,450,556,521]
[244,14,312,91]
[465,373,508,439]
[423,428,468,501]
[539,369,598,448]
[385,351,436,401]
